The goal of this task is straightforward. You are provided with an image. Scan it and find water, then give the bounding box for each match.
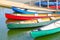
[0,7,36,40]
[0,0,60,40]
[0,7,60,40]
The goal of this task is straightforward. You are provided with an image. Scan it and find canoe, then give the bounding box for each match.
[49,6,60,9]
[30,19,60,38]
[12,6,36,14]
[50,0,56,2]
[5,13,60,20]
[6,17,51,24]
[31,27,60,38]
[7,16,60,29]
[0,0,58,12]
[35,1,60,7]
[12,7,52,14]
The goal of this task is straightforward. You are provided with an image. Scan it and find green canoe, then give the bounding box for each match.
[31,28,60,38]
[7,19,58,29]
[30,19,60,38]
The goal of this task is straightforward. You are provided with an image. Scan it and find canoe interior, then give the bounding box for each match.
[6,13,60,16]
[6,16,60,24]
[6,17,50,24]
[7,19,60,29]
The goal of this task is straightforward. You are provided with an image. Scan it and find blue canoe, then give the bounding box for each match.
[12,7,52,14]
[12,7,37,14]
[35,1,60,7]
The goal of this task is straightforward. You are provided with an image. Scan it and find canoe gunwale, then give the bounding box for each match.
[7,19,59,29]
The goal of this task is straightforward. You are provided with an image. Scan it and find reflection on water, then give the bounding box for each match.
[8,28,60,40]
[8,28,35,40]
[0,6,60,40]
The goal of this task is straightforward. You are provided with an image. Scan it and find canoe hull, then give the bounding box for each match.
[35,2,60,7]
[5,14,34,20]
[12,7,36,14]
[30,19,60,38]
[7,20,57,29]
[49,6,60,9]
[5,14,53,20]
[31,28,60,38]
[12,7,52,14]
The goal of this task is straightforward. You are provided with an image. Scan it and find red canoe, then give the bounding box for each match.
[49,6,60,9]
[5,14,60,20]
